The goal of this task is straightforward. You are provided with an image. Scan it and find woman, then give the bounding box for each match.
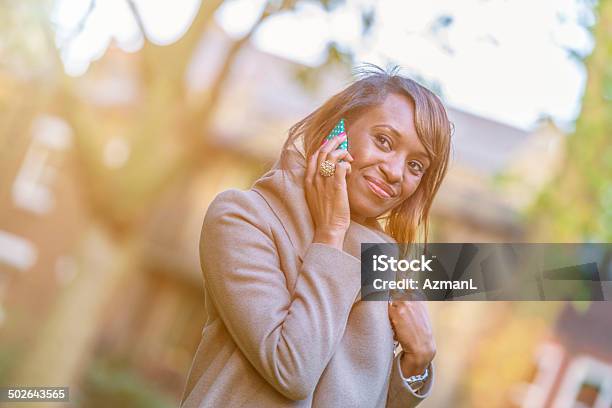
[180,65,452,407]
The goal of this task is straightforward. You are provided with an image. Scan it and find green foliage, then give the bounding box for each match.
[76,359,175,408]
[316,0,345,12]
[0,343,24,385]
[571,301,592,312]
[530,0,612,241]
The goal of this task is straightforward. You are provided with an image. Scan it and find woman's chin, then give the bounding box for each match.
[349,201,384,222]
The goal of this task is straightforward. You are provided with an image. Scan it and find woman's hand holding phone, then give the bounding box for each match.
[305,129,354,251]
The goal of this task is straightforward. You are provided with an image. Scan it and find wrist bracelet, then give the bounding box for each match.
[405,366,428,384]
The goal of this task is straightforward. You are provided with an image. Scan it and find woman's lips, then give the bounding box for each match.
[365,178,392,199]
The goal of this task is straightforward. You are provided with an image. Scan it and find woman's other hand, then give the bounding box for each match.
[305,132,354,250]
[388,301,436,377]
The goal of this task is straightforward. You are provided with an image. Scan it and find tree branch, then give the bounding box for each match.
[189,0,284,128]
[125,0,146,38]
[137,0,226,88]
[57,0,96,51]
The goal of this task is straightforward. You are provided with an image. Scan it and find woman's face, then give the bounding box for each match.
[345,93,430,225]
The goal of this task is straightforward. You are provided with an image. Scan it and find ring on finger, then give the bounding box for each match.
[319,160,336,177]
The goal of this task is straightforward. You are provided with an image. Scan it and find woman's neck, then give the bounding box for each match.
[351,214,383,231]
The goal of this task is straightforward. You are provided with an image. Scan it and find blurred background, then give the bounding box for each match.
[0,0,611,407]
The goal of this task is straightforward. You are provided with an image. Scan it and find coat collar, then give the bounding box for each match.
[251,148,396,263]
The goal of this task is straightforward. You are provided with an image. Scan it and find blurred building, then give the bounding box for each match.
[512,303,612,407]
[188,23,566,242]
[0,20,567,405]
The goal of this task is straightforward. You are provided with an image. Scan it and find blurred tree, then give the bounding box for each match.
[0,0,60,194]
[530,0,612,241]
[8,0,375,394]
[77,358,175,408]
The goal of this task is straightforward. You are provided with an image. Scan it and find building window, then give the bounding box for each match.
[554,355,612,408]
[575,380,601,407]
[0,230,37,271]
[12,115,72,215]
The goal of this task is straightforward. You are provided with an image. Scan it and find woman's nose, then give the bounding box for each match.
[380,156,404,184]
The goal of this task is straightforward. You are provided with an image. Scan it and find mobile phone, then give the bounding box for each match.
[325,118,348,153]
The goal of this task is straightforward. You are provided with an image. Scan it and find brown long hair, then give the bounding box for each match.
[280,63,452,248]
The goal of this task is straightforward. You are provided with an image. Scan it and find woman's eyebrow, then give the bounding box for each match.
[374,124,404,140]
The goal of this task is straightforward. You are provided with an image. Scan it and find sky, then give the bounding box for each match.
[51,0,596,131]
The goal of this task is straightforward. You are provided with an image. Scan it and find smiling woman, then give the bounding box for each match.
[286,64,452,244]
[180,64,452,407]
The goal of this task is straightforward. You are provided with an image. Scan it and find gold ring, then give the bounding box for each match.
[319,160,336,177]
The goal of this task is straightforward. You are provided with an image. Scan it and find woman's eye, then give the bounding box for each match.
[408,160,424,173]
[376,135,391,150]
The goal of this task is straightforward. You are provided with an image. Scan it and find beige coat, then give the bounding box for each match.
[180,149,433,407]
